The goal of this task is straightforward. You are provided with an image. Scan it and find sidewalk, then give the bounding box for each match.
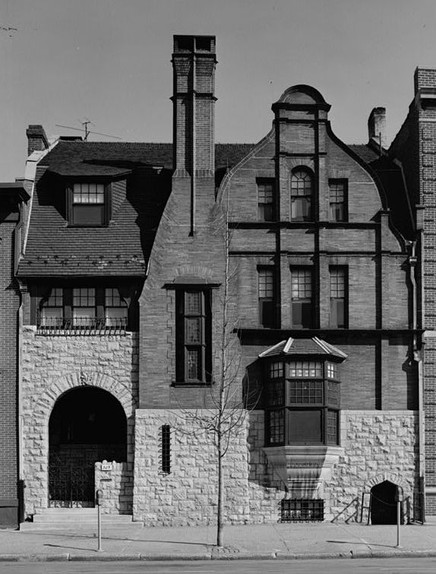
[2,520,436,562]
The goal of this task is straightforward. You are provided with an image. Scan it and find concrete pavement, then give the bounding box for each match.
[2,519,436,562]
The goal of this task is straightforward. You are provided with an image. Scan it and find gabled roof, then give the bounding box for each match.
[17,141,256,278]
[259,337,348,360]
[349,143,414,240]
[39,141,256,176]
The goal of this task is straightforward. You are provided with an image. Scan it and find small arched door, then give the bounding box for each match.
[370,480,403,524]
[48,387,127,507]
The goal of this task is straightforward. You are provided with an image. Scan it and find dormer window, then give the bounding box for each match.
[68,183,107,226]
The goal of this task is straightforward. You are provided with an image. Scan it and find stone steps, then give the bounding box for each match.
[20,508,144,531]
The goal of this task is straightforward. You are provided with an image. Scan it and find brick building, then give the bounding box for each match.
[4,35,435,527]
[0,182,29,528]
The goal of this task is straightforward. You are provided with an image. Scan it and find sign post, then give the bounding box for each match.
[395,486,403,548]
[96,489,103,552]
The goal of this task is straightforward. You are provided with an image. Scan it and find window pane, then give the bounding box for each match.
[268,410,285,444]
[73,307,96,327]
[288,361,322,378]
[105,307,128,328]
[292,301,313,328]
[185,317,202,343]
[40,307,63,327]
[326,362,337,379]
[291,269,312,298]
[72,205,104,226]
[327,410,339,445]
[329,180,346,222]
[291,170,313,221]
[258,269,274,298]
[270,362,283,378]
[258,181,275,222]
[289,381,323,404]
[187,348,201,380]
[268,380,285,407]
[327,381,340,407]
[73,288,95,307]
[288,410,322,443]
[185,291,202,314]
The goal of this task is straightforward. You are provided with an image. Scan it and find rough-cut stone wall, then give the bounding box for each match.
[95,461,133,515]
[21,326,138,516]
[133,409,418,525]
[330,411,418,522]
[133,409,251,526]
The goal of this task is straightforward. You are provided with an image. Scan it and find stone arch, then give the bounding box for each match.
[35,370,137,425]
[365,472,409,492]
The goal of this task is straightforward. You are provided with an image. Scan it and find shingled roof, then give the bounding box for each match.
[259,337,348,360]
[17,141,256,278]
[349,144,414,240]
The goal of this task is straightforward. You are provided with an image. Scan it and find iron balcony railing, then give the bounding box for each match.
[37,315,128,334]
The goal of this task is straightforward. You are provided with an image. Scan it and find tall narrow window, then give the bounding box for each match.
[330,267,347,328]
[105,288,128,328]
[70,183,106,226]
[291,268,313,328]
[329,179,347,222]
[40,288,63,328]
[161,425,171,474]
[258,268,275,328]
[73,288,96,327]
[291,169,313,221]
[176,289,212,383]
[258,179,275,222]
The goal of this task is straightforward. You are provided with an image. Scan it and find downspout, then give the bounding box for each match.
[190,49,196,236]
[409,239,425,521]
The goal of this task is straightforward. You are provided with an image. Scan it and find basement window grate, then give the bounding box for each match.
[161,425,171,474]
[281,499,324,522]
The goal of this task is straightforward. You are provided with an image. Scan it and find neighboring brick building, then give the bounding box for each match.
[6,36,436,526]
[0,182,29,528]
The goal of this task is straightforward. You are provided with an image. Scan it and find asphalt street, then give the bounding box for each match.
[1,559,436,574]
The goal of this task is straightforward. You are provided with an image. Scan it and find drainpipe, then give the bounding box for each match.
[409,240,425,521]
[190,49,196,236]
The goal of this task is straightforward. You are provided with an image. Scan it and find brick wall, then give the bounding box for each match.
[0,213,20,528]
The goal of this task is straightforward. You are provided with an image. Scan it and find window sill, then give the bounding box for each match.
[171,380,214,388]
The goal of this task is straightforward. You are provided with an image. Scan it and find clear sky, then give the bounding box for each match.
[1,0,436,181]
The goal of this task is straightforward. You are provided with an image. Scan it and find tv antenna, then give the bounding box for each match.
[55,119,122,141]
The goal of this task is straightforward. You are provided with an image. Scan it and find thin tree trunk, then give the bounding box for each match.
[217,438,223,547]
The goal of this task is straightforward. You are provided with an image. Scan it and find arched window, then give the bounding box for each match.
[291,169,313,221]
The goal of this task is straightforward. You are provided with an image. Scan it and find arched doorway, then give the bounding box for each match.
[370,480,403,524]
[48,387,127,507]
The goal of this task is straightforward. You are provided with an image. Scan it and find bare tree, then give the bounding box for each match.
[175,205,256,547]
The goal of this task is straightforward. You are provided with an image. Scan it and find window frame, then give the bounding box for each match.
[328,179,348,222]
[258,267,276,328]
[265,359,340,447]
[290,168,314,222]
[38,286,129,330]
[290,267,314,328]
[67,181,110,227]
[175,288,212,384]
[257,178,276,222]
[329,266,348,328]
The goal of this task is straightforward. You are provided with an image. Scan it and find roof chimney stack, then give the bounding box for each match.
[172,35,217,176]
[26,125,49,157]
[368,108,386,150]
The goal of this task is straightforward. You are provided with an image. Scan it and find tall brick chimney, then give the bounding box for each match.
[26,125,49,156]
[368,107,386,149]
[171,35,217,176]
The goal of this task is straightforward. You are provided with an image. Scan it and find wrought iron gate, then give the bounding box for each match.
[48,457,95,508]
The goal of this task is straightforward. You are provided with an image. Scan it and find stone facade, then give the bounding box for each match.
[20,326,138,516]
